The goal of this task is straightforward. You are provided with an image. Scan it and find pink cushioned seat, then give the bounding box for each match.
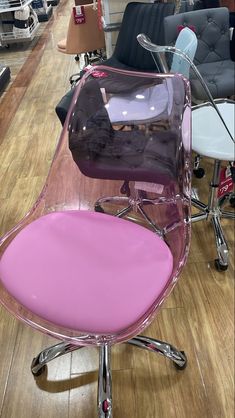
[0,211,173,334]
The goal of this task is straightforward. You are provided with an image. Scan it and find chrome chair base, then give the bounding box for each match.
[192,159,235,271]
[95,193,163,237]
[31,335,187,418]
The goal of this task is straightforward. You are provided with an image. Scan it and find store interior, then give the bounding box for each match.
[0,1,234,417]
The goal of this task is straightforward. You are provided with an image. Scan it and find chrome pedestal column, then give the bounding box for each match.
[98,345,112,418]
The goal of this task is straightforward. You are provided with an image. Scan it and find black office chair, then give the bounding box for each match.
[55,1,176,126]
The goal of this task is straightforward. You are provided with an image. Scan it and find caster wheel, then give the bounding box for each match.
[214,259,228,271]
[31,357,47,376]
[95,204,104,213]
[31,363,46,377]
[120,185,130,195]
[193,167,205,178]
[174,351,187,370]
[120,181,130,195]
[229,195,235,208]
[32,365,46,377]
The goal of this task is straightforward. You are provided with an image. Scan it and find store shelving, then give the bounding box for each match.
[0,0,40,45]
[0,15,39,44]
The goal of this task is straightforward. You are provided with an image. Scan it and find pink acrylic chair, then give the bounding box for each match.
[0,66,191,417]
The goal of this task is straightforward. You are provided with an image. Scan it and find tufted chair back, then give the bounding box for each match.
[164,7,234,100]
[165,7,231,65]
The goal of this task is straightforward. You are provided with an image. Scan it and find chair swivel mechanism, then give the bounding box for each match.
[137,27,235,271]
[0,67,191,417]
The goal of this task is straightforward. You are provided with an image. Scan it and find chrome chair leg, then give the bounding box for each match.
[191,197,208,213]
[127,335,187,369]
[95,195,129,207]
[217,194,235,218]
[31,342,83,376]
[191,212,208,222]
[137,204,163,236]
[95,192,163,234]
[95,196,131,217]
[98,345,112,418]
[211,214,229,269]
[116,205,133,218]
[221,210,235,219]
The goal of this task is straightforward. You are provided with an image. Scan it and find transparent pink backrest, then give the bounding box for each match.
[0,66,191,345]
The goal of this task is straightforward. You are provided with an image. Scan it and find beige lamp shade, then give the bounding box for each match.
[57,3,105,55]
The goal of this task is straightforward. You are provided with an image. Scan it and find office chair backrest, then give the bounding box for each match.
[164,7,235,100]
[171,27,198,77]
[113,2,175,70]
[68,67,190,187]
[164,7,231,65]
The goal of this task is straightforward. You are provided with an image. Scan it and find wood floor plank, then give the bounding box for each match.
[131,310,209,418]
[0,324,71,418]
[0,176,46,236]
[178,263,234,418]
[0,308,18,413]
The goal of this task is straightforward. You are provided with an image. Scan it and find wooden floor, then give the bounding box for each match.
[0,1,234,417]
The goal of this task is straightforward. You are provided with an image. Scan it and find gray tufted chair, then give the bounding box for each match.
[164,7,235,101]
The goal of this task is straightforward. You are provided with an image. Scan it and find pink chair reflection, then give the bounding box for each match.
[0,67,191,417]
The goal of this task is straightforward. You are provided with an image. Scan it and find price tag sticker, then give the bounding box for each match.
[217,166,234,198]
[73,6,86,25]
